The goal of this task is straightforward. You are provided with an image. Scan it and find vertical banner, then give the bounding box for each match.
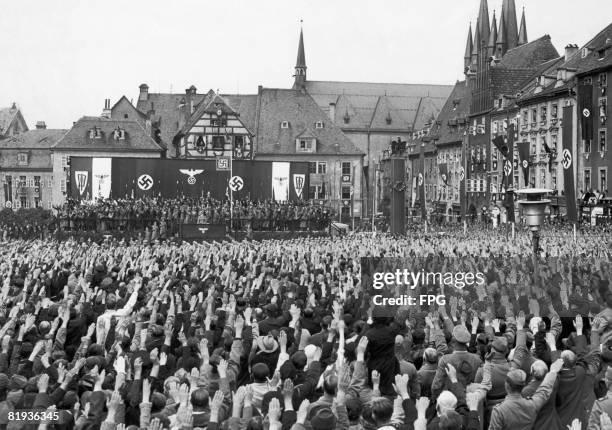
[562,105,578,222]
[4,177,12,205]
[419,144,426,219]
[390,158,405,234]
[460,134,467,219]
[505,123,516,223]
[91,158,112,200]
[578,84,594,141]
[71,157,93,200]
[272,162,290,202]
[517,140,531,186]
[289,162,309,201]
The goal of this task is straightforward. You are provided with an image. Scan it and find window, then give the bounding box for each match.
[492,121,498,134]
[114,128,125,140]
[17,153,28,166]
[531,109,537,124]
[552,134,559,153]
[584,169,592,190]
[299,140,311,150]
[600,129,607,152]
[600,98,607,123]
[498,98,503,109]
[308,184,326,200]
[341,162,351,176]
[211,118,227,127]
[19,176,26,187]
[317,161,327,174]
[234,135,244,150]
[315,121,324,129]
[600,169,607,192]
[540,106,548,123]
[281,121,289,129]
[552,104,558,118]
[89,128,102,139]
[522,110,528,124]
[600,73,608,87]
[308,162,317,174]
[552,169,557,189]
[585,139,591,154]
[123,114,128,119]
[20,197,27,209]
[584,77,593,85]
[341,186,352,200]
[530,137,537,155]
[211,135,225,150]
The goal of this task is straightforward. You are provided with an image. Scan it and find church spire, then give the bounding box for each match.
[477,0,490,51]
[518,7,528,46]
[294,23,307,89]
[496,5,507,58]
[471,18,481,69]
[502,0,519,50]
[464,23,473,72]
[487,10,498,59]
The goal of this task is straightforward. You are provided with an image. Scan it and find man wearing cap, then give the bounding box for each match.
[488,359,563,430]
[431,325,482,398]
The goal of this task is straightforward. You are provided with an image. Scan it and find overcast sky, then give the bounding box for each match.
[1,0,610,129]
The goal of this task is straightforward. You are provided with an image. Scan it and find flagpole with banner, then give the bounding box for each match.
[460,130,467,231]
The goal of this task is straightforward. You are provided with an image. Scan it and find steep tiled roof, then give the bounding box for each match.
[565,22,612,75]
[255,88,363,156]
[491,68,538,99]
[180,92,258,135]
[0,106,26,135]
[497,35,559,69]
[53,117,164,153]
[429,81,471,145]
[304,81,453,131]
[0,129,67,149]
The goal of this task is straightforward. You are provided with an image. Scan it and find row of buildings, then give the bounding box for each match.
[386,0,612,222]
[1,0,610,226]
[0,25,451,220]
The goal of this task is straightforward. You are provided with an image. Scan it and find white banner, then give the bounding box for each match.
[272,162,290,202]
[92,158,112,200]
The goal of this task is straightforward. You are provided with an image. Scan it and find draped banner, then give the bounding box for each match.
[578,84,594,141]
[272,162,290,202]
[91,158,112,200]
[71,158,308,202]
[517,140,531,187]
[562,106,578,222]
[419,144,426,219]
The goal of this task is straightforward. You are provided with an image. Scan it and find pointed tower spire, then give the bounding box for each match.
[471,18,481,69]
[487,11,498,59]
[294,22,307,89]
[518,7,528,45]
[477,0,490,51]
[496,5,507,58]
[502,0,519,50]
[464,23,473,72]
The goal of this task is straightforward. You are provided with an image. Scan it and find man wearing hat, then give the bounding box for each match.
[488,359,563,429]
[588,366,612,429]
[432,325,482,397]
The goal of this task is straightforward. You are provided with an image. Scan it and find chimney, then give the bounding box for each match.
[139,84,149,101]
[35,121,46,130]
[565,44,579,62]
[101,99,111,119]
[329,103,336,122]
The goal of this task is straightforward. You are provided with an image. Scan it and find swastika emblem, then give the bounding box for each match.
[583,108,590,118]
[229,175,244,191]
[137,174,154,190]
[417,173,423,186]
[504,160,512,176]
[459,167,465,182]
[562,149,572,170]
[522,160,528,169]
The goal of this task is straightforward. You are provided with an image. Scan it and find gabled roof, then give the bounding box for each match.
[180,91,259,138]
[429,81,471,145]
[0,106,27,135]
[110,96,147,121]
[497,35,559,69]
[0,129,68,149]
[255,88,363,156]
[565,22,612,75]
[304,81,452,132]
[53,117,164,153]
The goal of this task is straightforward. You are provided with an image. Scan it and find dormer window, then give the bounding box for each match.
[315,121,324,129]
[17,153,28,166]
[281,121,289,129]
[296,138,316,153]
[114,128,125,140]
[385,113,392,125]
[89,127,102,139]
[582,48,590,58]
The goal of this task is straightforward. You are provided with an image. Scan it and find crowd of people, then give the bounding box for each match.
[0,225,609,429]
[50,198,334,236]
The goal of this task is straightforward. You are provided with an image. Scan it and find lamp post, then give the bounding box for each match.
[517,188,552,255]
